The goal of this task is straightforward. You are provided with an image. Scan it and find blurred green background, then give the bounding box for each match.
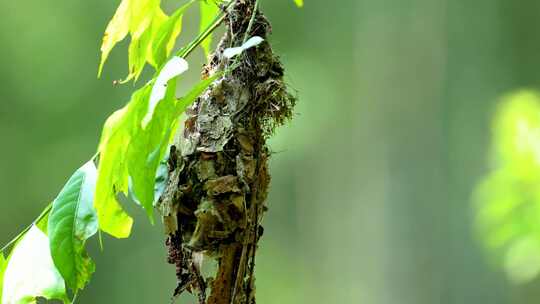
[2,0,540,303]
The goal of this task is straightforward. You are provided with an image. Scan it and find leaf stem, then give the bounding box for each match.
[176,0,237,58]
[0,203,52,253]
[242,0,259,44]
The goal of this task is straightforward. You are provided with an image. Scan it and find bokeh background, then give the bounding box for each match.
[2,0,540,303]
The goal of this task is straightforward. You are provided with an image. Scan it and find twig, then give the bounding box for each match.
[242,0,260,44]
[0,202,52,253]
[177,0,238,59]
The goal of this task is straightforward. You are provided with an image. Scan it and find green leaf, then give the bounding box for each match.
[294,0,304,7]
[96,56,219,230]
[48,161,98,292]
[144,57,189,125]
[95,85,152,238]
[2,226,69,304]
[121,56,187,219]
[151,1,194,68]
[153,149,170,206]
[475,90,540,283]
[0,253,6,302]
[127,78,178,220]
[199,0,220,58]
[127,65,220,220]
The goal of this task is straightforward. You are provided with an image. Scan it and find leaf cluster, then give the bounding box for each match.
[475,90,540,284]
[0,0,224,302]
[0,0,302,302]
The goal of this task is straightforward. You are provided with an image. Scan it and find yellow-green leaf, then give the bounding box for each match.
[98,0,162,77]
[125,6,167,82]
[475,90,540,284]
[151,1,194,68]
[129,0,160,37]
[95,112,131,238]
[143,8,169,68]
[95,85,152,238]
[294,0,304,7]
[127,22,155,82]
[99,0,132,77]
[199,0,219,58]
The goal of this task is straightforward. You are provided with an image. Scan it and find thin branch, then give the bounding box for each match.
[0,203,52,253]
[177,0,238,58]
[242,0,259,44]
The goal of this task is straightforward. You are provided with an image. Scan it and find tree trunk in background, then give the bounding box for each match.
[158,1,295,303]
